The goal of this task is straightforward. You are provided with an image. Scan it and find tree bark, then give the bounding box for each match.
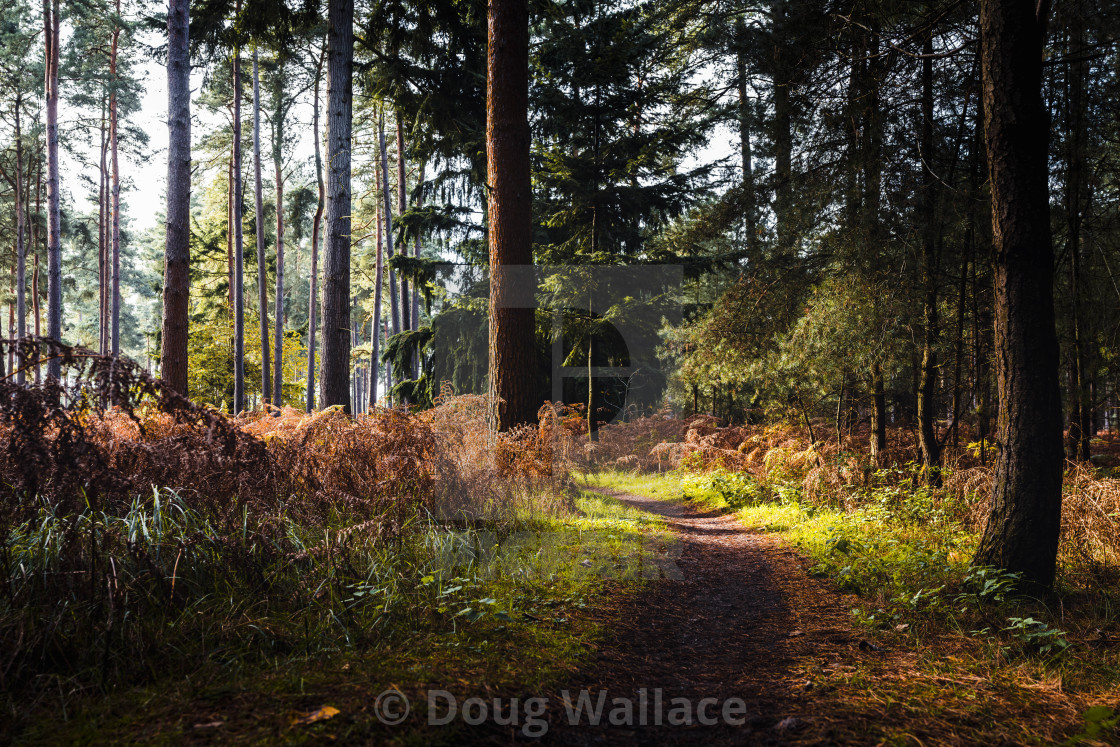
[973,0,1064,590]
[109,0,122,358]
[253,49,271,406]
[43,0,61,383]
[370,157,384,410]
[770,0,793,253]
[735,16,756,252]
[319,0,354,410]
[13,90,25,386]
[1064,6,1090,461]
[916,35,942,485]
[232,4,246,414]
[412,162,424,379]
[98,102,108,356]
[306,43,324,412]
[396,112,410,336]
[272,66,286,407]
[378,112,400,339]
[486,0,536,431]
[871,362,886,465]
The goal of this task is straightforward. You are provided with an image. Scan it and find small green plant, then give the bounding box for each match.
[1002,616,1071,655]
[1068,706,1119,744]
[958,566,1022,605]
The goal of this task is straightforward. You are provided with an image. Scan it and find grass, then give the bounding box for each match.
[8,486,671,745]
[590,467,1120,745]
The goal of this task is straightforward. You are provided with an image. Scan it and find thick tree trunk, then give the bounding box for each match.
[916,37,942,486]
[232,9,246,414]
[486,0,536,431]
[253,50,271,406]
[319,0,354,410]
[973,0,1064,590]
[43,0,61,383]
[110,0,121,358]
[306,45,324,413]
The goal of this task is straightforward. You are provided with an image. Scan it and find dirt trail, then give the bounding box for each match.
[545,488,873,746]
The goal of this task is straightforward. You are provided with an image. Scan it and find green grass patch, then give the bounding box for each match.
[8,487,671,745]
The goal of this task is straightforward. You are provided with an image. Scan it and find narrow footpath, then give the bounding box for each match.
[545,488,882,746]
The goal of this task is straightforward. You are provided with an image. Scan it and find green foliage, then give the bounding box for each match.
[188,312,306,408]
[1069,706,1120,744]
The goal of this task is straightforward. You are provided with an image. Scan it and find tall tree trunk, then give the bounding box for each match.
[43,0,61,383]
[367,314,376,410]
[7,270,13,375]
[32,252,40,382]
[319,0,354,410]
[13,91,25,385]
[412,162,423,379]
[232,5,246,414]
[370,158,384,410]
[771,0,793,254]
[306,44,325,413]
[378,112,400,339]
[396,112,411,403]
[226,151,234,311]
[378,112,399,407]
[917,35,942,485]
[98,102,108,356]
[486,0,536,431]
[32,156,41,382]
[735,16,756,253]
[272,68,286,407]
[972,0,1063,590]
[252,49,271,406]
[396,112,410,335]
[109,0,122,358]
[161,0,190,394]
[1065,6,1090,461]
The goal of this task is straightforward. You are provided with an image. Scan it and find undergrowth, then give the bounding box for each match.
[0,340,638,743]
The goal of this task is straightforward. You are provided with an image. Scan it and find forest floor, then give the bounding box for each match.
[16,471,1117,745]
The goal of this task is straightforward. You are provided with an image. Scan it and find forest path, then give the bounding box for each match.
[544,487,874,746]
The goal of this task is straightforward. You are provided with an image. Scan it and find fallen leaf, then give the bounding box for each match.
[788,630,803,637]
[291,706,341,726]
[895,623,910,632]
